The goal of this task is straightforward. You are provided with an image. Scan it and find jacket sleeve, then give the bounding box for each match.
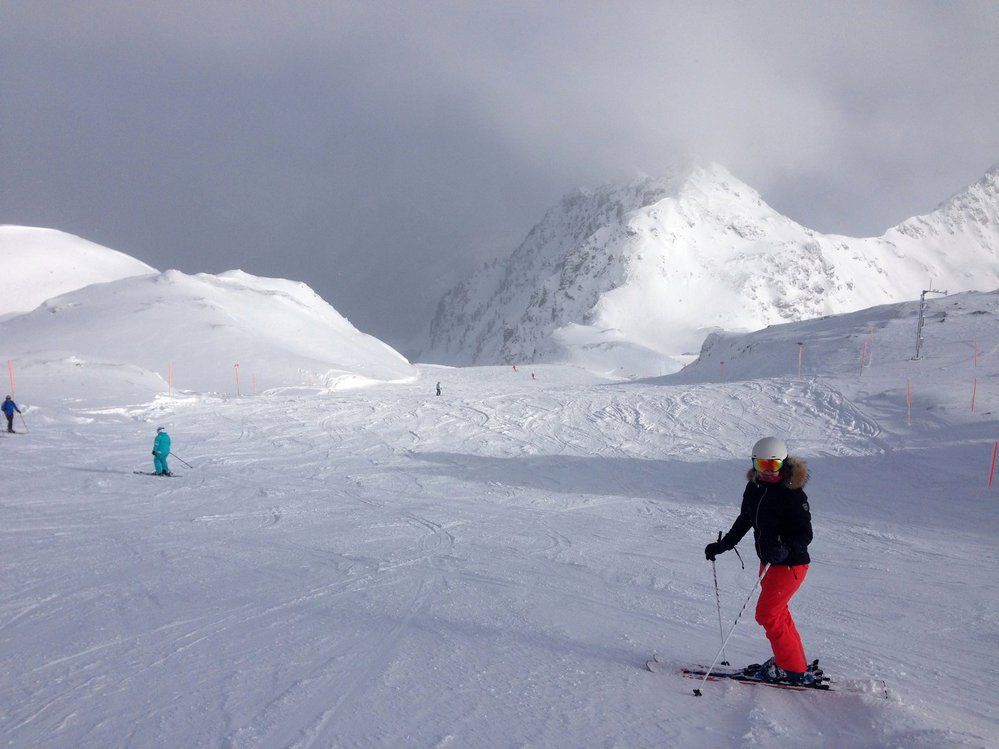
[755,508,786,563]
[783,489,813,558]
[719,486,754,550]
[757,489,812,564]
[752,487,793,564]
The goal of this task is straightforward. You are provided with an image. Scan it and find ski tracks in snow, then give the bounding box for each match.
[4,366,988,747]
[217,508,455,749]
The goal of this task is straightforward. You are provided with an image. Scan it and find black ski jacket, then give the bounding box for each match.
[719,457,812,566]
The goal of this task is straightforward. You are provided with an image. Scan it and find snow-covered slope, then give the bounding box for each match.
[0,225,156,318]
[0,269,415,404]
[661,289,998,456]
[2,291,996,747]
[428,163,999,377]
[669,289,998,392]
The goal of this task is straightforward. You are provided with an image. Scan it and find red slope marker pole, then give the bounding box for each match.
[989,442,998,487]
[971,379,977,413]
[234,363,241,397]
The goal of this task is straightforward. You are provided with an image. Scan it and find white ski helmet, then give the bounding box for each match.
[752,436,787,461]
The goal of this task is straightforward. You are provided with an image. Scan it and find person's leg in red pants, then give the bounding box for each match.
[755,564,809,673]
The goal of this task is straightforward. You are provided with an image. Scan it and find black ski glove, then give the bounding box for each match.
[704,541,725,561]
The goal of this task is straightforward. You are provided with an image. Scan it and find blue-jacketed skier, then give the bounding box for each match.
[3,396,21,433]
[152,427,172,476]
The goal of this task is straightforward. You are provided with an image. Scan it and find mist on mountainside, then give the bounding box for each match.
[428,164,998,376]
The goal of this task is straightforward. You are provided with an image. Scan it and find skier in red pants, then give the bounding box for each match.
[704,437,813,684]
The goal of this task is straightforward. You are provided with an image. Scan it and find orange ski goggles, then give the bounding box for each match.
[753,458,784,473]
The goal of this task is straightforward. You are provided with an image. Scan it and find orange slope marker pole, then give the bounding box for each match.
[7,360,14,394]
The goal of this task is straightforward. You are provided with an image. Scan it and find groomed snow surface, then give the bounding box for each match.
[2,294,998,748]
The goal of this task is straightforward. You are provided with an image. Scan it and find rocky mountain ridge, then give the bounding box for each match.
[427,163,999,376]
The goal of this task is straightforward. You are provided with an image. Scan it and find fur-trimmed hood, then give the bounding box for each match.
[745,456,808,490]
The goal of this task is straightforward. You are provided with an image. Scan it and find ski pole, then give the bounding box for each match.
[169,452,193,469]
[18,412,28,433]
[693,563,770,697]
[711,531,729,666]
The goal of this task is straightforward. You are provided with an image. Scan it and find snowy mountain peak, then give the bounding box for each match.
[428,165,999,377]
[551,162,761,225]
[0,225,156,318]
[890,166,998,243]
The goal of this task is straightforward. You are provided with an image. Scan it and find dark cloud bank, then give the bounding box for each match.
[2,2,997,354]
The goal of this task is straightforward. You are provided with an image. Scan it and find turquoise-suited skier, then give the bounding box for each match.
[152,427,172,476]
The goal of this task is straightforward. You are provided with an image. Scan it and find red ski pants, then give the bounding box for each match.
[755,564,808,673]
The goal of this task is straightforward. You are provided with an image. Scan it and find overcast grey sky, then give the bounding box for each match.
[2,2,997,352]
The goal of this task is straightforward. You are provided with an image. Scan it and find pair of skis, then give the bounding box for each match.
[647,654,889,698]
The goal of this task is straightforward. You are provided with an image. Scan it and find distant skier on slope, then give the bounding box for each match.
[704,436,813,685]
[151,427,172,476]
[436,381,442,396]
[3,396,21,433]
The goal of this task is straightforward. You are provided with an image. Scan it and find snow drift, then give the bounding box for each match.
[0,268,415,404]
[0,225,156,319]
[429,163,999,377]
